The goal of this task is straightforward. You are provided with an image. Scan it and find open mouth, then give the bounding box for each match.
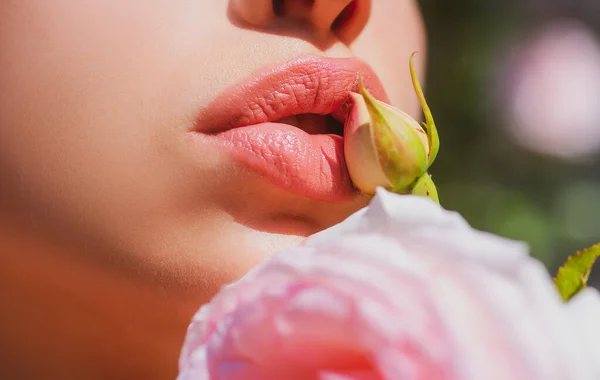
[276,114,345,136]
[192,55,388,203]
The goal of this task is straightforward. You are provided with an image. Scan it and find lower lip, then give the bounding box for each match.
[205,123,358,203]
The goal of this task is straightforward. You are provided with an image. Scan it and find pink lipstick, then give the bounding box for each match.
[192,55,389,203]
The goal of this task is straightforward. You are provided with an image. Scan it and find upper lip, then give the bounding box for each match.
[194,55,390,134]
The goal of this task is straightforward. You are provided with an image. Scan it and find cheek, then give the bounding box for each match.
[0,1,244,281]
[0,1,224,223]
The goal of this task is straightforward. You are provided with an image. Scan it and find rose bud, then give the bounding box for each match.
[344,52,440,202]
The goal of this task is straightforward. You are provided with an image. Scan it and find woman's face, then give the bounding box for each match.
[0,1,425,290]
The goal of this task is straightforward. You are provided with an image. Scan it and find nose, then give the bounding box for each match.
[230,0,371,44]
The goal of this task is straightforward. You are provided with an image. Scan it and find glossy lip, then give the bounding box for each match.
[191,55,389,203]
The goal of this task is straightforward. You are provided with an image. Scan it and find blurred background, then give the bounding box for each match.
[419,0,600,288]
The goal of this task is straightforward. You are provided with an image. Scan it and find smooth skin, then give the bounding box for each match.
[0,1,426,378]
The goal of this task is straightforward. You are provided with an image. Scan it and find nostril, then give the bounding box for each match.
[331,0,358,34]
[272,0,285,17]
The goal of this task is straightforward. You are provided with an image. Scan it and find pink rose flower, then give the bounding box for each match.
[178,189,600,380]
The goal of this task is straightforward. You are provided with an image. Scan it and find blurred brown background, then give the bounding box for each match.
[420,0,600,287]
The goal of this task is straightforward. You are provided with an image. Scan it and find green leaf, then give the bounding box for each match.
[554,243,600,302]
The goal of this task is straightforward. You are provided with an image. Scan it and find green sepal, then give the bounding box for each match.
[409,173,439,204]
[410,52,439,168]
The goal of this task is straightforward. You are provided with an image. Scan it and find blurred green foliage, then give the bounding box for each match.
[419,1,600,287]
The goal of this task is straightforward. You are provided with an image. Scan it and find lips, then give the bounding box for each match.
[192,55,389,203]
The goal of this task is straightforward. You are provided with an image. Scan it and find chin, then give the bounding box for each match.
[135,221,306,296]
